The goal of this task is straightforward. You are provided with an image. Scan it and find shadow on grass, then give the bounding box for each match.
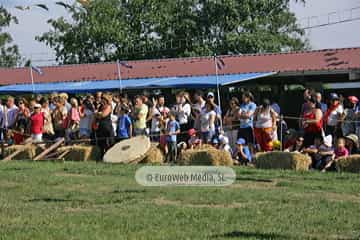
[27,198,85,203]
[236,177,273,183]
[1,167,32,171]
[111,189,146,194]
[211,231,288,239]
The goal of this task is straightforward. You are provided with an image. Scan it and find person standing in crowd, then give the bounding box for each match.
[238,91,257,152]
[166,111,180,163]
[95,93,114,157]
[302,97,323,147]
[193,90,206,110]
[30,104,44,142]
[66,98,81,140]
[341,96,358,137]
[132,95,148,136]
[223,97,240,148]
[48,93,58,111]
[94,92,103,110]
[200,101,216,143]
[254,98,277,152]
[150,95,170,142]
[270,97,281,115]
[173,91,192,142]
[79,98,94,139]
[117,105,132,141]
[5,96,18,130]
[59,93,71,112]
[15,98,30,133]
[52,96,68,139]
[316,92,328,114]
[40,97,54,140]
[206,92,222,131]
[299,88,315,129]
[356,100,360,140]
[324,93,344,138]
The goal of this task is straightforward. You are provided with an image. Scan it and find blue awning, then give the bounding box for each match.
[0,72,276,94]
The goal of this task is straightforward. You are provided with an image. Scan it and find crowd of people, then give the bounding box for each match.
[0,89,359,171]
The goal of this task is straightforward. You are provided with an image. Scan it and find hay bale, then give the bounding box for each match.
[336,155,360,173]
[3,145,42,160]
[255,151,311,171]
[179,148,233,166]
[57,145,101,161]
[140,143,165,164]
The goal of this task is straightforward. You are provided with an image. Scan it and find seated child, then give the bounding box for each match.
[284,137,304,153]
[219,135,232,155]
[187,128,202,149]
[304,135,334,170]
[323,138,349,171]
[233,138,252,165]
[212,138,219,149]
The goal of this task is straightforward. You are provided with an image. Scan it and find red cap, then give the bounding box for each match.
[188,128,197,136]
[348,96,359,104]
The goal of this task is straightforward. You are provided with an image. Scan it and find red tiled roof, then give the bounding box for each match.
[0,47,359,85]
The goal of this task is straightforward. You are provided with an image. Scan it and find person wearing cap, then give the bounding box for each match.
[233,138,252,165]
[324,93,344,137]
[30,103,45,142]
[187,128,201,149]
[345,134,359,155]
[212,138,219,149]
[341,96,358,137]
[238,91,257,151]
[219,135,232,155]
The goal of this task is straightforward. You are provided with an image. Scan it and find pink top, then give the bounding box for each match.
[335,147,349,159]
[70,107,80,123]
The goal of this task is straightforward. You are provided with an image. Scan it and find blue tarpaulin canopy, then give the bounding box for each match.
[0,72,276,94]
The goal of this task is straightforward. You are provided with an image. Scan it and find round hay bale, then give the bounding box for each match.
[255,151,311,171]
[103,136,151,164]
[179,148,233,166]
[57,145,101,161]
[3,145,42,160]
[140,143,165,164]
[336,155,360,173]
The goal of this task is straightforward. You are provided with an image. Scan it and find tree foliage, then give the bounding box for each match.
[0,6,21,67]
[37,0,307,64]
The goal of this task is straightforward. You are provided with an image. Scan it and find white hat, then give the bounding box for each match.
[207,92,215,98]
[323,135,333,147]
[34,103,42,109]
[219,135,229,145]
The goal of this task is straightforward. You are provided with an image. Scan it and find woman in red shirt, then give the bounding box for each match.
[31,104,45,142]
[302,97,323,147]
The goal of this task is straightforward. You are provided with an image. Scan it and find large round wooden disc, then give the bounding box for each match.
[103,136,151,163]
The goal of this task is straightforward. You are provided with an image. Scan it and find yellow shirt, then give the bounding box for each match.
[134,104,148,129]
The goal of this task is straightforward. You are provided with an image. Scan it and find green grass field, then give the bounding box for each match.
[0,161,360,240]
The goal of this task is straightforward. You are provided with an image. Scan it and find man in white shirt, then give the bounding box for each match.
[5,96,18,129]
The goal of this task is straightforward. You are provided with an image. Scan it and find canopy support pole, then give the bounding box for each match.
[116,60,123,94]
[213,55,223,130]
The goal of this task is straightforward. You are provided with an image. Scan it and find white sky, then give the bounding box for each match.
[1,0,360,65]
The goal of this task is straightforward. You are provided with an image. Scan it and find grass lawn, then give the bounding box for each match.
[0,161,360,240]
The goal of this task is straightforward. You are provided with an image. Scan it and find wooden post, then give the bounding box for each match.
[33,138,64,161]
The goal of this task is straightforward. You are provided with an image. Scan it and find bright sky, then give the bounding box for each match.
[1,0,360,66]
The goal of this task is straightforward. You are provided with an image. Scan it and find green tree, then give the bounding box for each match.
[37,0,307,64]
[0,6,21,67]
